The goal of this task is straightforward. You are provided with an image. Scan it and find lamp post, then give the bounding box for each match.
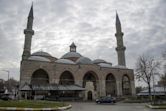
[152,70,157,105]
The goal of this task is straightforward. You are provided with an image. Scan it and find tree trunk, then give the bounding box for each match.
[148,82,152,103]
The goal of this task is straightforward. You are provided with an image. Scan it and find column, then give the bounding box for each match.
[75,80,82,86]
[116,80,122,96]
[131,81,136,96]
[100,80,106,97]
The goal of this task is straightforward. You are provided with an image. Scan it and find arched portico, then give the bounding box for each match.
[83,71,99,90]
[29,69,50,100]
[105,73,117,96]
[31,69,49,85]
[122,74,131,95]
[59,71,75,85]
[83,71,99,100]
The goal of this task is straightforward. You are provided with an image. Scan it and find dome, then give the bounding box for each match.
[98,63,112,68]
[55,59,75,64]
[61,52,82,59]
[28,56,51,62]
[93,59,106,64]
[32,51,52,57]
[76,57,93,64]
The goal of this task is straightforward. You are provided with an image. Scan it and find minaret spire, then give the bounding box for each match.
[22,4,35,60]
[28,3,33,18]
[116,11,122,33]
[115,12,126,66]
[27,3,34,30]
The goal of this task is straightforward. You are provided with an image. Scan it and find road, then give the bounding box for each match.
[68,102,166,111]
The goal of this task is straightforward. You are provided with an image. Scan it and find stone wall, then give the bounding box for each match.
[20,60,136,100]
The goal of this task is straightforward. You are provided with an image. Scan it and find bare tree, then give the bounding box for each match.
[0,79,5,93]
[135,55,160,101]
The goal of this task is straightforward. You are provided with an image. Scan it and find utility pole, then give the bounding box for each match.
[152,73,155,104]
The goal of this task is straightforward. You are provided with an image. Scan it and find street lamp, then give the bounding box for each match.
[152,74,155,104]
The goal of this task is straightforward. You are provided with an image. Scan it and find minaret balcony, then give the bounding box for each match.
[24,29,34,35]
[115,32,123,37]
[116,46,126,51]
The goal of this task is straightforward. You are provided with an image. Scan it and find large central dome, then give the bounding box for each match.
[61,42,82,62]
[61,52,82,58]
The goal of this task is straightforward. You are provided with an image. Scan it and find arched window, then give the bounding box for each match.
[83,72,98,90]
[106,74,116,96]
[122,75,131,95]
[59,71,74,85]
[31,69,49,85]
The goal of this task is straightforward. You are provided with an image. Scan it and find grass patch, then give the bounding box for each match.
[152,104,166,106]
[146,104,166,109]
[0,100,67,108]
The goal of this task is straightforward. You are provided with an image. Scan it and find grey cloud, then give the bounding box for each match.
[0,0,165,83]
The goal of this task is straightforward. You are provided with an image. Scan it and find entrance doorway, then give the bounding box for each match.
[87,91,92,100]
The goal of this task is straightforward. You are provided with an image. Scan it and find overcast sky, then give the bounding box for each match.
[0,0,165,86]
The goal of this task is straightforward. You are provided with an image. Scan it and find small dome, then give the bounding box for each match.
[98,63,112,68]
[76,57,92,64]
[93,59,106,64]
[61,52,82,59]
[32,51,52,57]
[28,56,50,62]
[55,59,75,64]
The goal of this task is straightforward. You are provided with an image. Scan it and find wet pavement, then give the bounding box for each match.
[68,102,166,111]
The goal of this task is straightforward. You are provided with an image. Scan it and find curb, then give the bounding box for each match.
[146,104,166,109]
[0,104,72,111]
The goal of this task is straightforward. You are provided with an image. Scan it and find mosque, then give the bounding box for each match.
[19,5,135,100]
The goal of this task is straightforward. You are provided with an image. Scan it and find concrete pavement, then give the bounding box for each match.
[68,102,166,111]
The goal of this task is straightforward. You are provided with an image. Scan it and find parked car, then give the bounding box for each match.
[0,94,13,100]
[96,96,116,104]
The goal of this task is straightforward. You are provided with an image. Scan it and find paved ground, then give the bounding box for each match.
[68,102,166,111]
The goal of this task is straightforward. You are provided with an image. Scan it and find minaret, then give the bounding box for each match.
[70,42,76,52]
[115,12,126,66]
[22,4,34,60]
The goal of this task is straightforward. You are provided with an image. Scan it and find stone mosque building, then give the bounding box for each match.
[19,5,136,100]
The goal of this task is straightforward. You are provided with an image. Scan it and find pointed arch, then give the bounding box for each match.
[31,69,49,85]
[59,71,75,85]
[122,74,131,95]
[87,91,93,100]
[105,73,117,96]
[83,71,98,90]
